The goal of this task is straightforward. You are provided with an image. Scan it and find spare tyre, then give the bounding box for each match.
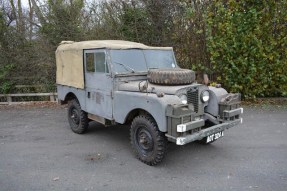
[147,68,195,85]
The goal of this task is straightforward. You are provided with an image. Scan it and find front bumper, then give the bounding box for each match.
[166,106,243,145]
[175,118,242,145]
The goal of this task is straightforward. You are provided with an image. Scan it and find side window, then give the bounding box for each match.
[95,52,108,73]
[86,53,95,72]
[85,51,108,73]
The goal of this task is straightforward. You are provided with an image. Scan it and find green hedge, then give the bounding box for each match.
[206,0,287,98]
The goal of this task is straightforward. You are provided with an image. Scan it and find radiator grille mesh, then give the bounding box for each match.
[187,88,199,113]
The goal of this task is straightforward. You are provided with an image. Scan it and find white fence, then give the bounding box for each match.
[0,93,58,105]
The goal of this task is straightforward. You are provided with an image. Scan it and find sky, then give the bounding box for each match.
[21,0,29,8]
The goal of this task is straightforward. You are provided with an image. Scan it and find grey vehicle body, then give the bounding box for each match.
[56,40,243,164]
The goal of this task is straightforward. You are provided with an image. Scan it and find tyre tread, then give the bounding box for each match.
[130,115,167,166]
[67,99,89,134]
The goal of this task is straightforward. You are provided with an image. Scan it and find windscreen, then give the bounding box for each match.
[110,49,177,74]
[144,50,176,69]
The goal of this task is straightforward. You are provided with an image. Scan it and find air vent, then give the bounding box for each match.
[187,88,199,113]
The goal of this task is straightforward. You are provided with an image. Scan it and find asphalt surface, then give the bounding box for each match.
[0,104,287,191]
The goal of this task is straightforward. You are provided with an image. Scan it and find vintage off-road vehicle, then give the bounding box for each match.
[56,40,243,165]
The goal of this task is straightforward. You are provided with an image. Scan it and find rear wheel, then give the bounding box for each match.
[67,99,89,134]
[130,114,167,166]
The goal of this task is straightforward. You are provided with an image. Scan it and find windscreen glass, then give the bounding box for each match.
[110,49,176,74]
[144,50,176,69]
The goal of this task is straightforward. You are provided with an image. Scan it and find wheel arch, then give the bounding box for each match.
[124,108,156,125]
[113,92,181,133]
[65,92,78,102]
[58,92,78,105]
[57,84,86,110]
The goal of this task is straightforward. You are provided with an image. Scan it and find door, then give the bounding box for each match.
[84,49,113,119]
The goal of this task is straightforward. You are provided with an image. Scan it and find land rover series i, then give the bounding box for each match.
[56,40,243,165]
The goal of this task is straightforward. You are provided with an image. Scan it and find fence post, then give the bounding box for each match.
[50,95,55,102]
[7,96,12,105]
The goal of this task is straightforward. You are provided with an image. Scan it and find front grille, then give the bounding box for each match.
[187,88,199,113]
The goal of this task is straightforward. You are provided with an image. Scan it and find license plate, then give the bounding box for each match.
[206,131,224,143]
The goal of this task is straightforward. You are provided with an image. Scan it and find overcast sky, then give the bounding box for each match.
[21,0,29,8]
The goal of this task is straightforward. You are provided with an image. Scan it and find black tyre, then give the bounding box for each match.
[67,99,89,134]
[130,115,167,166]
[147,68,195,85]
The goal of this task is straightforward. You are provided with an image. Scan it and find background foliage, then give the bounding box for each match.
[206,0,287,98]
[0,0,286,98]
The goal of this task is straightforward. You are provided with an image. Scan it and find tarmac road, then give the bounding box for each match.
[0,104,286,191]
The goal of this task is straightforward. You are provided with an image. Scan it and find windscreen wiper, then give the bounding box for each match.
[114,62,135,73]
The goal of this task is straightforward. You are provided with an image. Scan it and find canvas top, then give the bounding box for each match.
[57,40,173,51]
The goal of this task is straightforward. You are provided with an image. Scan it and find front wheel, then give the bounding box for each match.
[67,99,89,134]
[130,115,167,166]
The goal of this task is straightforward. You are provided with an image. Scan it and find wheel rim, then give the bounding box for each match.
[135,126,154,156]
[70,107,80,125]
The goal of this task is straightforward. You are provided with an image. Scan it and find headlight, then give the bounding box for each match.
[179,94,187,104]
[201,90,210,102]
